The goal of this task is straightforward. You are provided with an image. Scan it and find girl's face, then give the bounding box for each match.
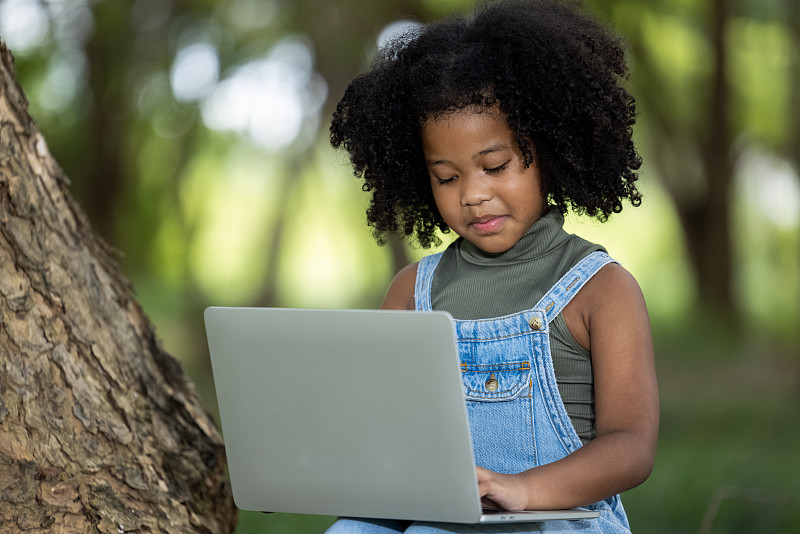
[421,108,545,254]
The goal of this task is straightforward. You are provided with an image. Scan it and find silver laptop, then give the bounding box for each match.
[203,306,600,524]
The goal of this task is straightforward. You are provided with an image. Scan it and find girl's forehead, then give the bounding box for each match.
[421,108,516,156]
[421,106,507,135]
[422,103,501,123]
[423,106,507,130]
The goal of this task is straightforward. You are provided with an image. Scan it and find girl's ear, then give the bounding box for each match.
[522,141,537,169]
[515,134,537,168]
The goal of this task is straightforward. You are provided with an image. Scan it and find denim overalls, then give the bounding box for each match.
[326,251,632,534]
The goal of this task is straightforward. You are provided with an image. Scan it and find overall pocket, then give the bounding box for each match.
[457,329,541,472]
[460,359,531,401]
[454,312,545,402]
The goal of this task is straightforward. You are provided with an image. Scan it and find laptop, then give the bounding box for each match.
[203,306,601,524]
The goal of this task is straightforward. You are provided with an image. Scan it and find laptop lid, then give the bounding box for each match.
[204,306,485,523]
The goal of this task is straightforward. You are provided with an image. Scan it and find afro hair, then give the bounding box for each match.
[330,0,642,248]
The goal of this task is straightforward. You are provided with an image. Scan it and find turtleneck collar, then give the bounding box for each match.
[456,208,568,266]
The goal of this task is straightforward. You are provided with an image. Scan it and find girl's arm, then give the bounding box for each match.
[380,262,418,311]
[477,263,659,511]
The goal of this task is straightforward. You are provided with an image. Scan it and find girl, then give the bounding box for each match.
[326,0,659,532]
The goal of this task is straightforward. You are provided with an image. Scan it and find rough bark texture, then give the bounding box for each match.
[0,42,236,534]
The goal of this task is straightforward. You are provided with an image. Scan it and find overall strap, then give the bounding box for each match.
[414,252,444,312]
[534,251,617,324]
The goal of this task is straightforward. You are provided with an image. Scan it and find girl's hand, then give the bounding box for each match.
[475,466,530,511]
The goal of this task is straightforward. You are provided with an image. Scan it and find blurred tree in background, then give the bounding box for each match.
[1,0,797,532]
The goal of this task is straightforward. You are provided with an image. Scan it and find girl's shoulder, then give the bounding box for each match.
[570,260,646,323]
[564,261,648,350]
[581,261,643,309]
[380,262,419,311]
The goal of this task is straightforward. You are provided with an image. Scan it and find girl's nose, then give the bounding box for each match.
[460,174,492,206]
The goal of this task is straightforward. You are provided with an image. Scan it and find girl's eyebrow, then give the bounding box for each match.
[426,158,450,167]
[426,143,511,167]
[476,143,511,157]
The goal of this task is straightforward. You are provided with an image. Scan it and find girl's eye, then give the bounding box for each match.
[485,162,509,175]
[436,176,457,185]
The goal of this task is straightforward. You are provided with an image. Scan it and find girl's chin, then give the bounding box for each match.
[464,236,516,254]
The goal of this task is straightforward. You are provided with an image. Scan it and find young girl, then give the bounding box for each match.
[326,0,658,532]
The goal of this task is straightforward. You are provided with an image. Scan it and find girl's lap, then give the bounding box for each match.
[325,516,630,533]
[324,518,545,534]
[324,518,411,533]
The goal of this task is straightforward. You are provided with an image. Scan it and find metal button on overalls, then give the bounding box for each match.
[528,316,543,330]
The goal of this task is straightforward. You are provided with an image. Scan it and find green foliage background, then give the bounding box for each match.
[1,0,798,532]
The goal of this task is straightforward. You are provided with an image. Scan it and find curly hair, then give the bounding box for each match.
[330,0,642,248]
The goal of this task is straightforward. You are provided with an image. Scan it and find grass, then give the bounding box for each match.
[624,398,800,533]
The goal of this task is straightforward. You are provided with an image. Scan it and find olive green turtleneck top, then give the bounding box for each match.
[430,209,605,443]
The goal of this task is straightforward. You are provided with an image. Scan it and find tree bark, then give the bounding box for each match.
[0,41,236,534]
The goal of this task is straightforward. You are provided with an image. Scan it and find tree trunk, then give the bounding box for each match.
[632,0,736,317]
[0,41,236,534]
[788,0,800,170]
[83,0,131,245]
[688,0,734,314]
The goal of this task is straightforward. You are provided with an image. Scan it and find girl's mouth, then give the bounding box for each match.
[470,215,507,234]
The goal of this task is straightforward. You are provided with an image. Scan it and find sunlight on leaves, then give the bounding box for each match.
[184,151,277,303]
[728,18,793,146]
[170,41,219,102]
[0,0,49,54]
[201,35,327,152]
